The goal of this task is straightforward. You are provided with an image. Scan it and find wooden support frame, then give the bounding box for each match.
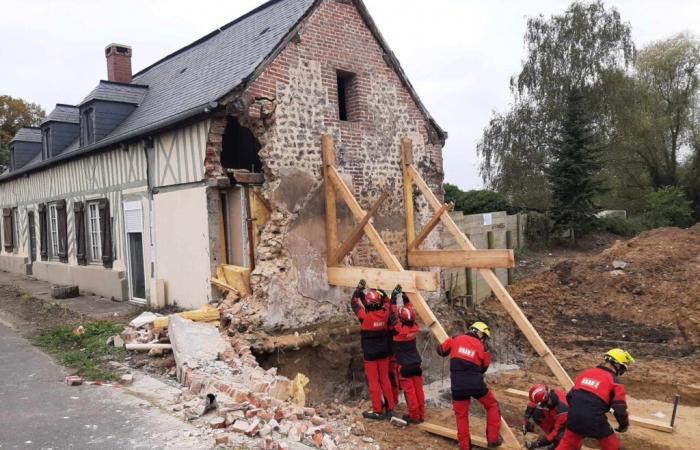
[407,202,453,251]
[327,266,438,292]
[419,422,520,450]
[334,192,388,265]
[408,249,515,269]
[322,135,520,448]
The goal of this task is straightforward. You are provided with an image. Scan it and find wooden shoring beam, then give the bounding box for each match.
[404,159,573,391]
[333,192,388,265]
[407,202,453,251]
[401,138,416,246]
[327,266,439,293]
[322,135,339,266]
[504,389,674,433]
[418,421,521,450]
[408,249,515,269]
[325,160,448,343]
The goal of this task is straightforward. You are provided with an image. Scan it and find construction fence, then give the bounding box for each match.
[442,211,526,307]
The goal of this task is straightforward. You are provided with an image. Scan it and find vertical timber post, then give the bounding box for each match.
[401,138,415,266]
[322,135,338,266]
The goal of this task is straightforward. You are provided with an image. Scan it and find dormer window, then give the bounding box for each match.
[81,107,95,145]
[42,127,51,160]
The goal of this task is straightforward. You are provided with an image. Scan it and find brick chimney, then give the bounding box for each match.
[105,43,132,83]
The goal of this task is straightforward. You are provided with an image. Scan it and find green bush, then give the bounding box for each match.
[642,187,694,228]
[597,215,646,236]
[444,184,511,215]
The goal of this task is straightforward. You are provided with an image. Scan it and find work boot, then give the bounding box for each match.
[402,414,420,424]
[362,410,385,420]
[384,409,394,420]
[487,436,503,448]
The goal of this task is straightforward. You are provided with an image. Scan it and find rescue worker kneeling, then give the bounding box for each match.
[389,304,425,424]
[437,321,503,450]
[351,286,396,420]
[556,348,634,450]
[523,384,569,449]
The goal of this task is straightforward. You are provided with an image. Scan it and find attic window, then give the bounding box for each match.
[42,127,51,159]
[336,70,357,121]
[81,107,95,146]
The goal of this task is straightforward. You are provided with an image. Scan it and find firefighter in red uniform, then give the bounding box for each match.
[556,349,634,450]
[523,384,569,449]
[389,299,425,423]
[382,287,400,406]
[437,321,503,449]
[351,283,396,420]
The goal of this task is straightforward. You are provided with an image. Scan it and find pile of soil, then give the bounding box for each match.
[483,225,700,405]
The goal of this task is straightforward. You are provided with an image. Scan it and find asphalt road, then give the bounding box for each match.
[0,320,209,450]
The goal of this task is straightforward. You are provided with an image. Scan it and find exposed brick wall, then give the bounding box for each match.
[240,0,445,329]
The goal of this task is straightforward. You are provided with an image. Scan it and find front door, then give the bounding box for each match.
[123,201,146,303]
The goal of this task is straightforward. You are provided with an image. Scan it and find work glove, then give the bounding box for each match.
[377,288,388,299]
[616,423,629,433]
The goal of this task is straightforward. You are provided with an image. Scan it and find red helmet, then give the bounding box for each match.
[399,307,415,324]
[365,289,381,305]
[528,384,550,404]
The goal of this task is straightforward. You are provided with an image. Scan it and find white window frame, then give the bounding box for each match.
[87,201,102,263]
[48,203,59,259]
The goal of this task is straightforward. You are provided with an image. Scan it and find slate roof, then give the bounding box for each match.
[41,104,79,125]
[80,80,148,106]
[10,127,42,143]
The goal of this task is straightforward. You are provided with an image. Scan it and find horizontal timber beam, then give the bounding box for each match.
[504,389,674,433]
[418,422,520,449]
[408,249,515,269]
[327,266,439,293]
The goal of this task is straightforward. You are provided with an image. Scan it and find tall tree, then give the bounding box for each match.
[478,1,634,209]
[0,95,46,169]
[547,89,603,238]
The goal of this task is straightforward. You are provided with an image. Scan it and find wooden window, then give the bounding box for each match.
[87,202,102,263]
[56,200,68,263]
[2,208,12,252]
[12,208,19,252]
[74,202,87,266]
[336,70,357,121]
[48,203,59,258]
[98,199,113,268]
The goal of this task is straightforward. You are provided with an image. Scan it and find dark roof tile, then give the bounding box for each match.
[41,104,79,125]
[80,81,148,105]
[10,127,42,143]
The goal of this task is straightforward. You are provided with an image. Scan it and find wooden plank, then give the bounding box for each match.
[322,135,338,266]
[327,166,448,343]
[418,422,520,450]
[504,389,674,433]
[230,170,264,184]
[327,266,439,293]
[334,192,388,264]
[407,164,574,390]
[408,202,453,251]
[408,249,515,269]
[401,139,416,247]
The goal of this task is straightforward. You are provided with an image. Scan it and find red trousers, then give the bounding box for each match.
[556,429,619,450]
[388,357,400,405]
[364,358,396,413]
[453,390,501,450]
[399,374,425,421]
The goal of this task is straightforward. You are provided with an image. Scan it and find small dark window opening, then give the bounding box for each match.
[81,107,95,146]
[221,117,262,173]
[336,70,356,121]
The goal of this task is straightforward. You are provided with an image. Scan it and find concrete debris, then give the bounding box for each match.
[65,375,84,386]
[612,260,628,269]
[129,311,161,328]
[169,316,227,381]
[120,373,134,385]
[209,417,226,429]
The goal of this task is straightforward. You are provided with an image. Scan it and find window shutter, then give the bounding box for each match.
[38,204,47,260]
[74,202,86,265]
[98,199,113,268]
[56,200,68,263]
[2,208,12,252]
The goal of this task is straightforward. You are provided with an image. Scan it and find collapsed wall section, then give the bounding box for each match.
[211,0,446,329]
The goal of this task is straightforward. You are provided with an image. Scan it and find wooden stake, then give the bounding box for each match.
[401,139,416,256]
[408,202,453,251]
[334,192,388,264]
[322,135,339,266]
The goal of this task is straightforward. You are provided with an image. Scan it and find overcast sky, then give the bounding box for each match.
[2,0,699,189]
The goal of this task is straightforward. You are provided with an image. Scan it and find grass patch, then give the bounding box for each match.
[34,321,126,381]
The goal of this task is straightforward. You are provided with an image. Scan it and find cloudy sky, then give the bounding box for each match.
[2,0,699,189]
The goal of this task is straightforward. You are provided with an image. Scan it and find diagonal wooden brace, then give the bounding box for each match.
[407,202,453,251]
[334,191,388,265]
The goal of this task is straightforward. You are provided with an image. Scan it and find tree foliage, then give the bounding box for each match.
[478,1,634,209]
[0,95,46,169]
[642,186,694,228]
[443,183,511,215]
[548,89,603,237]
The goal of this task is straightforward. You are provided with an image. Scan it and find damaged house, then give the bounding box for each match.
[0,0,446,329]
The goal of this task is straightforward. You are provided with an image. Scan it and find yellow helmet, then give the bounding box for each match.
[605,348,635,368]
[470,321,491,338]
